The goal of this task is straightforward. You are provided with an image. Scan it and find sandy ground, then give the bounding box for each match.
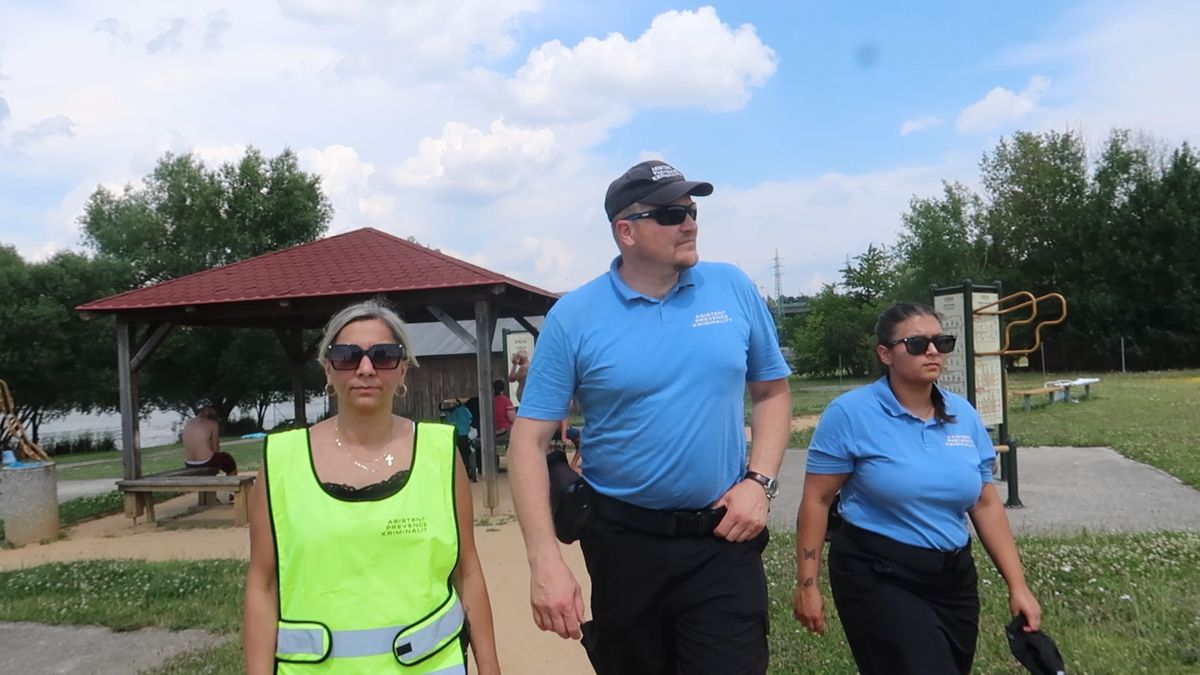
[0,475,594,673]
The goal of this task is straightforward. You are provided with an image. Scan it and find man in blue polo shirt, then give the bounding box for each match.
[508,159,792,674]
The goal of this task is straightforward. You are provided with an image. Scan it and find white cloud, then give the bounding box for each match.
[701,165,960,295]
[11,114,76,149]
[146,17,187,54]
[900,115,943,136]
[204,12,232,50]
[510,6,776,120]
[392,120,558,198]
[956,75,1050,135]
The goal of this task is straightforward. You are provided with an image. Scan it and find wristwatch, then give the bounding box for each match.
[744,470,779,499]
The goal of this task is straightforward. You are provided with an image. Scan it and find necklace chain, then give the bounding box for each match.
[334,421,396,474]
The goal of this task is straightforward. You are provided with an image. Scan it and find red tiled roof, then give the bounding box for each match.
[77,228,556,312]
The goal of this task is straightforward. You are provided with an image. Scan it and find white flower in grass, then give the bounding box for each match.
[1119,594,1132,601]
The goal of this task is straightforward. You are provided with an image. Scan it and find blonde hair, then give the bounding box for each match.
[316,298,418,368]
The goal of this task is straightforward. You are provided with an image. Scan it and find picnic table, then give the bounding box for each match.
[1010,377,1101,411]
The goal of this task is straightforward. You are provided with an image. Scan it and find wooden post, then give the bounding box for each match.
[116,321,142,481]
[474,300,498,511]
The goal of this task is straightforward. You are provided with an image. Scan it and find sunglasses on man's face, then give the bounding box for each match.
[623,203,698,226]
[326,343,406,370]
[887,334,957,355]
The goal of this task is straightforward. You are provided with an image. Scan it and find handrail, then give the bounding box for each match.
[974,292,1067,356]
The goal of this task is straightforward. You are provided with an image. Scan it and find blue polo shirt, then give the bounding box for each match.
[807,377,996,550]
[518,258,791,510]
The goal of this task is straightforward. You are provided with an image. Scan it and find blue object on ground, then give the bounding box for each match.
[240,432,268,439]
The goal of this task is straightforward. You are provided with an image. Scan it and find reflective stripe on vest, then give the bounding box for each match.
[276,594,464,661]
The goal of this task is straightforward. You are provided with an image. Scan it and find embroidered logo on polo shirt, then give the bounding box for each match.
[945,434,974,448]
[693,310,732,328]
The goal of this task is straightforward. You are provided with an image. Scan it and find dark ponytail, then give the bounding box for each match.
[875,302,957,425]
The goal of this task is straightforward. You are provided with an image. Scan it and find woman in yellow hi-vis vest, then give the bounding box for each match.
[244,299,501,674]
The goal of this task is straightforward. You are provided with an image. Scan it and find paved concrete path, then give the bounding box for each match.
[770,445,1200,533]
[0,621,223,674]
[56,478,119,503]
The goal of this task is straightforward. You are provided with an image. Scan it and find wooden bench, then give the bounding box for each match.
[1046,377,1101,402]
[1009,385,1063,411]
[117,474,256,526]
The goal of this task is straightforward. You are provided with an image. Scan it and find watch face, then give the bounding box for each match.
[765,480,779,498]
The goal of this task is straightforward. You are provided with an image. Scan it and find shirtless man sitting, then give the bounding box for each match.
[182,398,238,475]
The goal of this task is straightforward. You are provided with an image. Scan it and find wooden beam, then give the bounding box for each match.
[130,323,173,373]
[474,300,498,511]
[116,321,142,480]
[426,304,477,349]
[514,316,539,339]
[274,328,310,426]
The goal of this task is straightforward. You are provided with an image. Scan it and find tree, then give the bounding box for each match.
[77,147,333,422]
[893,182,987,299]
[0,249,135,443]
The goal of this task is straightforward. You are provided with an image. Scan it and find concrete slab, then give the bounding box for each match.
[770,445,1200,534]
[0,621,223,674]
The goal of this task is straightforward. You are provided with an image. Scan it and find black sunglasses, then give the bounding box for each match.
[886,334,957,355]
[623,203,698,226]
[326,343,406,370]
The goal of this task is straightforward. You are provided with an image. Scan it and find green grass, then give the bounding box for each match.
[3,530,1198,674]
[1006,370,1200,489]
[58,491,125,526]
[766,529,1200,674]
[54,439,264,481]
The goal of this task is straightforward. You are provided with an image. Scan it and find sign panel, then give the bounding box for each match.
[934,290,1005,426]
[971,292,1004,426]
[934,293,968,398]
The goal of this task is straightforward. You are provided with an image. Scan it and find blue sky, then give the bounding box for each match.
[1,1,1196,296]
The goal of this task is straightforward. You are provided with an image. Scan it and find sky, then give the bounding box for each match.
[1,0,1197,297]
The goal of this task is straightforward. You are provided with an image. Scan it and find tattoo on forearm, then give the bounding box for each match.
[803,548,817,560]
[803,577,814,588]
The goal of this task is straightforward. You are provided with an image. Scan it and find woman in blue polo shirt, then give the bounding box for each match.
[792,302,1042,675]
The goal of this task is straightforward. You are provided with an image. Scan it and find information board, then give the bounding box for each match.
[934,290,1004,426]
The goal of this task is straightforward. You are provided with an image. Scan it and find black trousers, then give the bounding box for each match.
[828,524,980,675]
[579,511,770,675]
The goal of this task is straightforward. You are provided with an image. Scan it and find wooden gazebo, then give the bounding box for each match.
[76,227,559,508]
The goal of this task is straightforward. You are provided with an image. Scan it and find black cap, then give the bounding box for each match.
[604,160,713,222]
[193,398,215,413]
[1006,615,1066,675]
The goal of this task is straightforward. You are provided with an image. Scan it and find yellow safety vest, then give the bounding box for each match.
[265,423,465,674]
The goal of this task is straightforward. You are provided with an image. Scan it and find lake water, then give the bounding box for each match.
[38,397,332,449]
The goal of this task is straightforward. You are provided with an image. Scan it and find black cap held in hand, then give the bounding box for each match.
[1006,614,1066,675]
[604,160,713,222]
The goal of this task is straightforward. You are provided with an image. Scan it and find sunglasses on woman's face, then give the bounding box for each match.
[623,203,698,226]
[326,343,405,370]
[887,334,957,355]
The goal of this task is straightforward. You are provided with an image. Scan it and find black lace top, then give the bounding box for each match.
[321,469,412,501]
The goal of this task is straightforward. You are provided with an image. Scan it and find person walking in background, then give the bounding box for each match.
[244,299,500,674]
[793,301,1042,675]
[508,159,792,674]
[182,398,238,475]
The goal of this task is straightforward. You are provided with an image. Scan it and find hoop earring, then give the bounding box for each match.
[325,383,336,396]
[397,383,408,398]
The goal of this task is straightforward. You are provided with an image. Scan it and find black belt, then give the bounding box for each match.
[838,522,971,574]
[590,491,726,538]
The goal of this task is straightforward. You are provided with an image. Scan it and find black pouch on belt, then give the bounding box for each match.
[547,449,592,543]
